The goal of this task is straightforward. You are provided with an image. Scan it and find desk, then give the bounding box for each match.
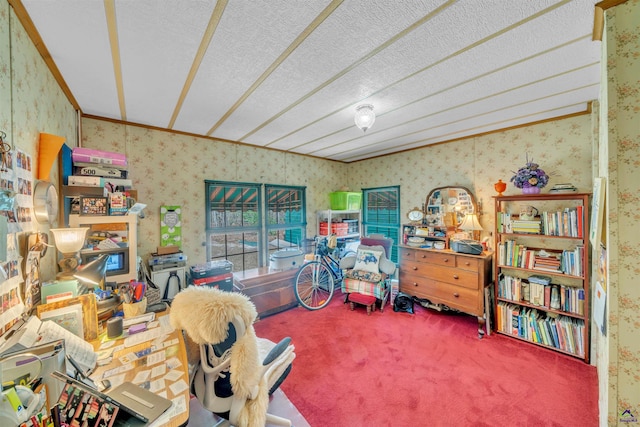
[89,309,190,427]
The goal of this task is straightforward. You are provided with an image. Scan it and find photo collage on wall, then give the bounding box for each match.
[1,148,35,334]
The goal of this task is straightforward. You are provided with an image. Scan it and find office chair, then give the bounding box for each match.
[339,235,396,312]
[170,287,295,427]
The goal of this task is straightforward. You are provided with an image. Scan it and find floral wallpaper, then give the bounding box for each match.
[602,2,640,425]
[1,4,77,280]
[81,118,348,262]
[349,115,594,244]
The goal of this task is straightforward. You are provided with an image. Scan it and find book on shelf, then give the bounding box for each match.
[511,218,542,234]
[549,183,578,193]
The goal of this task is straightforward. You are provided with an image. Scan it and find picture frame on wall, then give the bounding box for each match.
[80,196,108,216]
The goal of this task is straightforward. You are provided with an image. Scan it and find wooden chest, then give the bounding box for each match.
[399,246,492,336]
[233,267,299,318]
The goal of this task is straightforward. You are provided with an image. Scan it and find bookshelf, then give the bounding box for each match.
[493,192,590,362]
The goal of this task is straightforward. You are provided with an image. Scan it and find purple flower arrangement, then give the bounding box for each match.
[511,155,549,189]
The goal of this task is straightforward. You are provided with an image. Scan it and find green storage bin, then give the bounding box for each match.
[330,192,362,210]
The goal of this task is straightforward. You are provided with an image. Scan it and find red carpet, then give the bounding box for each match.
[254,296,598,427]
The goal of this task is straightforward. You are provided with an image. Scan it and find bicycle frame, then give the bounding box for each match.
[313,238,344,285]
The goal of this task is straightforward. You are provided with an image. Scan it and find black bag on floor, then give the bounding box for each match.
[393,292,414,314]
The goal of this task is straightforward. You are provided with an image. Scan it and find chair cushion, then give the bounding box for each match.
[353,248,383,273]
[344,269,384,283]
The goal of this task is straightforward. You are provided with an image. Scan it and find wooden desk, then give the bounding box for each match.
[89,309,190,427]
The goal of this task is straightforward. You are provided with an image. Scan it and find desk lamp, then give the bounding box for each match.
[74,253,109,290]
[50,228,89,279]
[458,213,483,242]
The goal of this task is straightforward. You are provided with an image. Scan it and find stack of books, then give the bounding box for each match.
[69,147,131,190]
[532,250,562,273]
[549,183,578,193]
[511,219,541,234]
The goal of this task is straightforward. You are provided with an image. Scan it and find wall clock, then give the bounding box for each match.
[33,181,59,224]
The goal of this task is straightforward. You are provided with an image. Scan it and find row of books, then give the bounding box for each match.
[497,273,586,315]
[496,205,583,237]
[497,240,585,277]
[496,302,585,357]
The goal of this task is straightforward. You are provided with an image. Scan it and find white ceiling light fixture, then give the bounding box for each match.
[354,104,375,132]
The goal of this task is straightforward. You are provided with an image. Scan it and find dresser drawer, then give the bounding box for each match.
[400,247,416,262]
[429,265,479,290]
[414,251,456,266]
[399,274,479,313]
[401,261,478,290]
[456,256,480,272]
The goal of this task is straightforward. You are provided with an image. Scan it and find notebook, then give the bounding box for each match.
[51,371,172,426]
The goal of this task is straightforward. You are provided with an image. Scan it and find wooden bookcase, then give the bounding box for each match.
[493,193,590,362]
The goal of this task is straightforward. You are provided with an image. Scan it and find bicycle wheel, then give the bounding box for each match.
[294,261,334,310]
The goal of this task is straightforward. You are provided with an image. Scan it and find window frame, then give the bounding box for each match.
[362,186,401,263]
[205,181,306,271]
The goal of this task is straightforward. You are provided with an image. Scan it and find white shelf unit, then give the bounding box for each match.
[68,214,138,284]
[316,209,362,239]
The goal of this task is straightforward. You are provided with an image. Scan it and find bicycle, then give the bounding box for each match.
[294,236,352,310]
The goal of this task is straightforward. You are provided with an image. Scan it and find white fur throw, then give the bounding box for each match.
[171,287,269,427]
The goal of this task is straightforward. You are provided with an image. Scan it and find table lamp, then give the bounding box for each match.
[50,228,89,279]
[458,213,483,241]
[74,253,109,290]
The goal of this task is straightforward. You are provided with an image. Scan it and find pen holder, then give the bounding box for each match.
[123,297,147,318]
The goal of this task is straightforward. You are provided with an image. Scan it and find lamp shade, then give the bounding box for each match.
[74,253,109,288]
[37,133,66,180]
[458,213,483,231]
[50,228,88,253]
[354,104,375,132]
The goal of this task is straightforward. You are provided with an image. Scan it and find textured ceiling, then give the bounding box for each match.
[17,0,601,163]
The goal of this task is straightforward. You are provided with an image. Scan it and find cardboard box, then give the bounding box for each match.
[157,245,180,255]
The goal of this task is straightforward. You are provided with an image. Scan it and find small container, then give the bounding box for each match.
[123,297,147,318]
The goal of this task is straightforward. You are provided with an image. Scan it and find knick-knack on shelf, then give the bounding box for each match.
[494,179,507,196]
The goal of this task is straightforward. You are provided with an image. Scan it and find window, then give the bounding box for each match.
[362,186,400,263]
[205,181,306,271]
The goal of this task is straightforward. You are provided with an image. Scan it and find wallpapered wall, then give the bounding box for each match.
[82,114,593,265]
[602,2,640,425]
[348,115,594,242]
[80,118,349,262]
[1,4,77,280]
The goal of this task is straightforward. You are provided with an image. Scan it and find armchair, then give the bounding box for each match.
[170,287,295,427]
[339,235,396,312]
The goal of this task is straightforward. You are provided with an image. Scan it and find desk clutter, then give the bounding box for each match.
[0,287,192,426]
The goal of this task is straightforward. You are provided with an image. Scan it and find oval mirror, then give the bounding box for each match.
[425,186,476,229]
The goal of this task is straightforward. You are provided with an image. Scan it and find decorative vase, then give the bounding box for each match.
[494,179,507,196]
[522,186,541,195]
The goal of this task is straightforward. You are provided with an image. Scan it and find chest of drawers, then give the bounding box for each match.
[399,246,492,337]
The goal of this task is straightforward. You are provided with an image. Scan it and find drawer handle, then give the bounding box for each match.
[413,282,418,287]
[421,254,426,258]
[453,275,459,280]
[453,292,459,298]
[465,262,470,266]
[412,266,418,271]
[444,258,449,262]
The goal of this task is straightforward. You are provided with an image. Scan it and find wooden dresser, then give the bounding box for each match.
[398,246,493,338]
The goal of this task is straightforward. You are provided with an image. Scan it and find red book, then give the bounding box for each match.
[577,205,583,238]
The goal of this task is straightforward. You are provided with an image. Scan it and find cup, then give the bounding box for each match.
[122,297,147,318]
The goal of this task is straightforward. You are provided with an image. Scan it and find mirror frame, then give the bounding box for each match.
[425,186,477,228]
